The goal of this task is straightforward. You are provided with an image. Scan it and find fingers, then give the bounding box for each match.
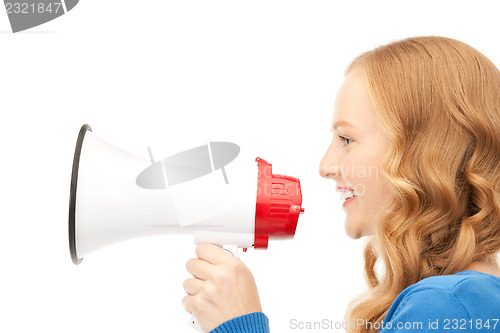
[183,278,204,295]
[183,243,239,319]
[195,242,234,265]
[182,278,204,315]
[182,294,193,314]
[185,257,212,281]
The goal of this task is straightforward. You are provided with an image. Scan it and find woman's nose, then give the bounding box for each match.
[319,148,339,179]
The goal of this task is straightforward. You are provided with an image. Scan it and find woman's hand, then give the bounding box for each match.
[182,243,263,332]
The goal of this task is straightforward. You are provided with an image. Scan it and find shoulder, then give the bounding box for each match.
[380,271,500,332]
[403,271,500,309]
[390,270,500,310]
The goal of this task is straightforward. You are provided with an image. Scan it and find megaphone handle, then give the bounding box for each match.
[188,244,239,332]
[221,244,239,258]
[189,316,203,332]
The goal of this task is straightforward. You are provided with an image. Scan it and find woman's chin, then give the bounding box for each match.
[345,226,361,239]
[345,220,365,240]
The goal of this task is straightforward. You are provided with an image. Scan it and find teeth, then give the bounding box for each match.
[340,190,356,201]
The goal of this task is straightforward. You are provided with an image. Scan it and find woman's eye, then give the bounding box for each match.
[338,135,352,146]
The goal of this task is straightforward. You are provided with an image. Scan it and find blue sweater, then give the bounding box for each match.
[210,270,500,333]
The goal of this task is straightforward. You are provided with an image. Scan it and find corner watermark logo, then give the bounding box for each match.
[3,0,78,33]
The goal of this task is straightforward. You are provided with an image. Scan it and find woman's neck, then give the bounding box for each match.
[464,260,500,278]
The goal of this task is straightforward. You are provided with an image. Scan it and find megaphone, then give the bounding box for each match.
[68,124,304,331]
[68,124,304,264]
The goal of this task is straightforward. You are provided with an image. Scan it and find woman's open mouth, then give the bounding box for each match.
[340,190,357,207]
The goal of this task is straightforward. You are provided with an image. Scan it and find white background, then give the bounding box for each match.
[0,1,499,332]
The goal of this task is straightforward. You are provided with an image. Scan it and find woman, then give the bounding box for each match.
[182,36,500,333]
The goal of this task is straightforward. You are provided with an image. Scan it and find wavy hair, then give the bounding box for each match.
[343,36,500,333]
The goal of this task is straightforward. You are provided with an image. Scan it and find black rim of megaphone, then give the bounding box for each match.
[69,124,92,265]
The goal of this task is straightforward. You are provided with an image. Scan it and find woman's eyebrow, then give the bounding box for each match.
[330,120,356,131]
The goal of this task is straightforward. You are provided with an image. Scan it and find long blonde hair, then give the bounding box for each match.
[344,36,500,333]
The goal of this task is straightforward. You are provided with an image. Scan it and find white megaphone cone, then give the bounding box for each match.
[68,124,304,331]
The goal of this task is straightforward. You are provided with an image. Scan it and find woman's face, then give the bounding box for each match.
[319,69,393,239]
